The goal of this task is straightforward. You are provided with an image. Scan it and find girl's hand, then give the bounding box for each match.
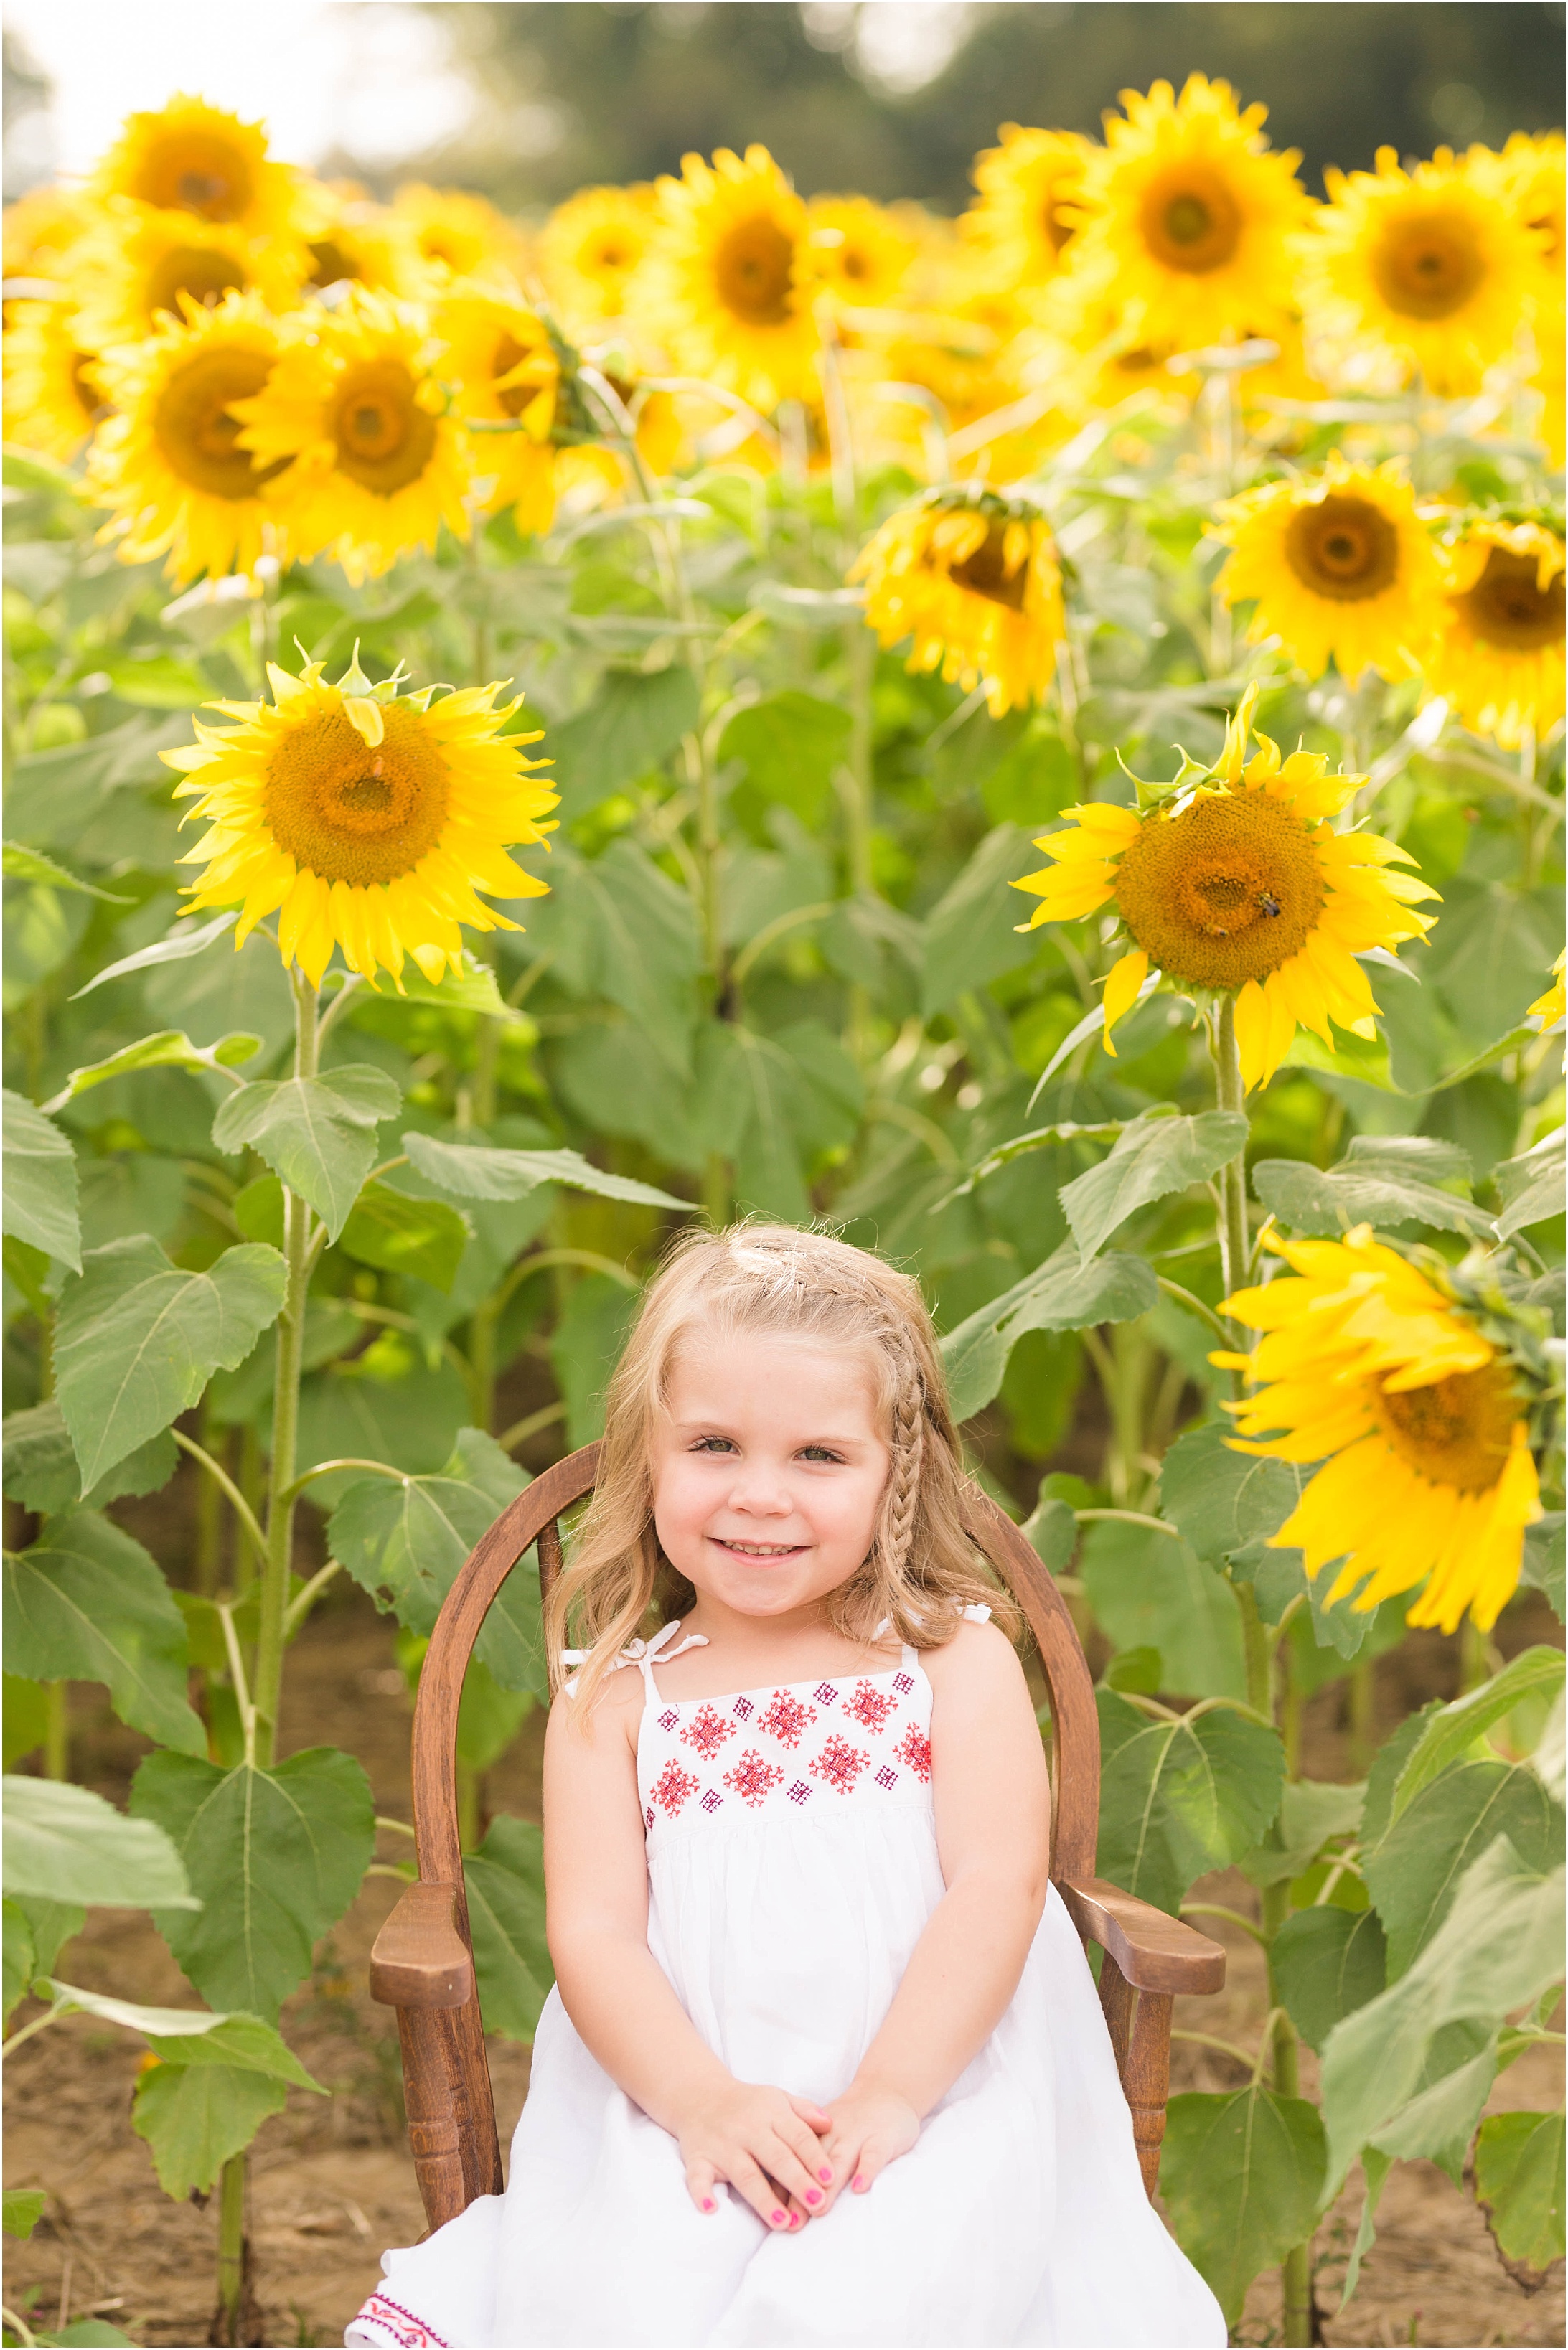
[677,2079,833,2231]
[815,2086,920,2207]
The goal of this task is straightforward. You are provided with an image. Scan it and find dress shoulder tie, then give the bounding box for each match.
[561,1620,708,1699]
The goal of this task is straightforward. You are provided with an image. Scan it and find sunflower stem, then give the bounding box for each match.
[254,969,317,1763]
[213,2148,248,2344]
[1209,997,1252,1383]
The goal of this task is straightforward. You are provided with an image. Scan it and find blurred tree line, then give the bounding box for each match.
[419,1,1564,212]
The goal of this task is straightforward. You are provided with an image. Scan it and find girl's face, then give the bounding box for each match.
[652,1330,891,1624]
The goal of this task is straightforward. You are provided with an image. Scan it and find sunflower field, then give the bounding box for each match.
[1,77,1564,2350]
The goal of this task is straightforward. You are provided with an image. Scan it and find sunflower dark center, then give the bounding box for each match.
[153,346,287,500]
[332,359,438,495]
[1373,1362,1517,1495]
[1142,168,1242,273]
[492,331,536,418]
[264,702,451,887]
[1041,187,1076,253]
[1455,546,1565,651]
[135,133,252,223]
[715,213,795,326]
[308,239,359,290]
[1284,494,1401,602]
[1374,210,1485,319]
[146,245,248,325]
[1112,789,1325,988]
[69,353,103,424]
[947,525,1028,611]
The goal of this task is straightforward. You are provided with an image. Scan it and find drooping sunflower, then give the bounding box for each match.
[161,655,557,989]
[536,184,659,332]
[390,183,527,290]
[66,199,304,354]
[1213,456,1445,686]
[1061,75,1312,349]
[1013,684,1440,1090]
[850,490,1064,717]
[230,290,471,585]
[86,290,292,585]
[962,126,1095,288]
[1301,146,1537,395]
[434,283,559,536]
[88,93,311,241]
[1427,515,1565,748]
[1217,1228,1544,1633]
[639,145,820,413]
[804,196,919,315]
[3,300,108,462]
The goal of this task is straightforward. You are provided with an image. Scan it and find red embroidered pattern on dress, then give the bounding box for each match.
[843,1679,897,1734]
[732,1695,754,1720]
[875,1764,899,1791]
[652,1759,700,1815]
[757,1688,819,1749]
[353,2293,449,2349]
[680,1702,737,1759]
[723,1748,786,1808]
[813,1682,841,1706]
[893,1670,915,1695]
[809,1731,870,1792]
[894,1723,932,1782]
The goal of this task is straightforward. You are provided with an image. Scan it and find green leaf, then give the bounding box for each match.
[402,1129,686,1211]
[129,1746,375,2022]
[1493,1126,1564,1239]
[337,1183,470,1292]
[1391,1646,1567,1823]
[2,1678,48,1768]
[131,2060,287,2200]
[3,2189,46,2240]
[1339,2146,1390,2311]
[464,1815,553,2042]
[552,1272,642,1449]
[551,664,699,816]
[1522,1513,1565,1622]
[39,2323,139,2346]
[70,908,238,999]
[55,1236,286,1492]
[1423,880,1564,1048]
[1,1091,80,1271]
[2,1400,176,1515]
[1079,1521,1245,1700]
[42,1029,259,1113]
[1159,2086,1328,2328]
[1095,1689,1285,1915]
[947,1119,1125,1203]
[1364,1757,1563,1974]
[1,1775,197,1909]
[1273,1907,1387,2054]
[367,949,520,1019]
[527,841,701,1076]
[294,1351,469,1495]
[920,825,1037,1015]
[1157,1422,1307,1565]
[329,1429,545,1695]
[939,1242,1158,1421]
[1,844,131,902]
[718,690,849,829]
[211,1064,402,1241]
[1475,2110,1566,2278]
[456,1660,535,1774]
[1252,1135,1493,1238]
[4,1895,81,2011]
[1366,2018,1498,2181]
[35,1980,322,2088]
[4,1510,205,1756]
[3,1901,35,2023]
[1020,1492,1077,1574]
[1061,1110,1247,1260]
[1241,1777,1366,1889]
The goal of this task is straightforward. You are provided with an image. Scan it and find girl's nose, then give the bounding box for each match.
[726,1462,793,1515]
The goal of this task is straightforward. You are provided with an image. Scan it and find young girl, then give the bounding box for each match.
[348,1227,1224,2350]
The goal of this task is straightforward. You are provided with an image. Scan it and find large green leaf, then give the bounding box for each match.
[1474,2110,1566,2278]
[142,922,296,1061]
[1079,1520,1245,1700]
[3,2189,46,2241]
[718,690,849,830]
[1422,879,1564,1048]
[1095,1689,1285,1916]
[337,1182,470,1292]
[131,2061,287,2200]
[42,1028,258,1112]
[42,1980,320,2087]
[920,824,1037,1015]
[4,1509,205,1756]
[68,908,237,999]
[939,1242,1158,1421]
[464,1815,553,2042]
[1522,1513,1565,1622]
[1365,2018,1498,2181]
[1,1090,80,1270]
[211,1063,402,1241]
[2,1399,176,1514]
[1156,1422,1307,1565]
[529,841,702,1076]
[1389,1646,1566,1823]
[1240,1777,1366,1890]
[1252,1134,1491,1237]
[403,1129,687,1211]
[1061,1110,1247,1260]
[552,1272,642,1448]
[54,1235,286,1490]
[1363,1757,1562,1975]
[551,664,699,817]
[1272,1906,1387,2054]
[294,1351,469,1495]
[129,1746,375,2022]
[1493,1126,1564,1239]
[1159,2086,1328,2327]
[1,1776,197,1909]
[2,1894,82,2020]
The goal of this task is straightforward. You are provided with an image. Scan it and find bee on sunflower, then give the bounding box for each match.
[1013,684,1440,1091]
[962,124,1094,290]
[87,93,314,241]
[1427,513,1565,748]
[1213,456,1445,686]
[639,144,820,414]
[850,488,1064,717]
[65,199,304,354]
[433,283,560,537]
[536,184,660,335]
[2,300,108,463]
[1218,1227,1551,1634]
[161,654,558,990]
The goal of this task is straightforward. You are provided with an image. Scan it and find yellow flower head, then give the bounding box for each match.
[230,289,472,585]
[1302,145,1537,395]
[1528,948,1566,1037]
[1429,514,1565,748]
[1213,456,1445,687]
[390,183,528,290]
[301,184,428,299]
[962,125,1095,287]
[1479,131,1564,322]
[434,282,559,537]
[537,184,659,332]
[642,145,820,413]
[1218,1227,1543,1633]
[1013,683,1441,1090]
[88,93,311,242]
[65,198,304,354]
[161,654,558,990]
[1062,75,1312,349]
[850,492,1064,718]
[3,300,108,462]
[804,196,919,314]
[86,289,291,586]
[3,184,95,285]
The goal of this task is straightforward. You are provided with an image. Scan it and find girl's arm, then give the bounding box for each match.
[543,1675,832,2227]
[816,1620,1051,2204]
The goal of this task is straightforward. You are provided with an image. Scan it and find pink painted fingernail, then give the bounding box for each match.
[789,2212,802,2229]
[805,2189,822,2205]
[771,2208,787,2226]
[853,2174,866,2191]
[819,2168,832,2184]
[702,2196,715,2213]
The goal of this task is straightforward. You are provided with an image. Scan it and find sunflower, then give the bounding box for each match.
[1427,516,1565,748]
[962,126,1095,288]
[804,196,919,315]
[434,283,559,536]
[86,290,291,586]
[536,184,659,332]
[390,184,527,289]
[1302,146,1536,395]
[1060,75,1311,350]
[2,183,95,286]
[1012,684,1440,1090]
[1483,134,1565,459]
[230,290,471,585]
[1529,949,1566,1034]
[1217,1228,1544,1633]
[639,145,820,413]
[301,184,426,299]
[66,199,304,354]
[2,300,108,461]
[1213,456,1444,686]
[850,490,1064,717]
[161,655,557,989]
[88,93,310,241]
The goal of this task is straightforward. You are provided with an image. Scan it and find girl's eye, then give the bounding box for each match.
[692,1435,736,1454]
[799,1445,842,1463]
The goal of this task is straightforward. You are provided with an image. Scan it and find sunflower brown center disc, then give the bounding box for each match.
[1456,547,1565,651]
[146,246,248,324]
[1285,495,1400,602]
[265,702,451,888]
[492,332,537,418]
[1374,1363,1518,1494]
[948,525,1028,612]
[1142,168,1243,273]
[332,359,438,495]
[715,214,794,325]
[134,133,252,223]
[1112,790,1325,987]
[1374,210,1485,319]
[154,347,285,499]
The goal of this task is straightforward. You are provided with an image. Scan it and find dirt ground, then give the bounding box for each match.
[4,1581,1563,2350]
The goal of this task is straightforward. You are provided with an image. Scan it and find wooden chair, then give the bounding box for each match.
[370,1443,1226,2234]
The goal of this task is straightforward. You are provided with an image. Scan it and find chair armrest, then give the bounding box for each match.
[1058,1876,1226,1995]
[370,1881,476,2009]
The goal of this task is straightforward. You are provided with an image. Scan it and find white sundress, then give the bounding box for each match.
[347,1614,1224,2350]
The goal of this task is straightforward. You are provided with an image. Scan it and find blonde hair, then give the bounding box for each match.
[545,1223,1017,1712]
